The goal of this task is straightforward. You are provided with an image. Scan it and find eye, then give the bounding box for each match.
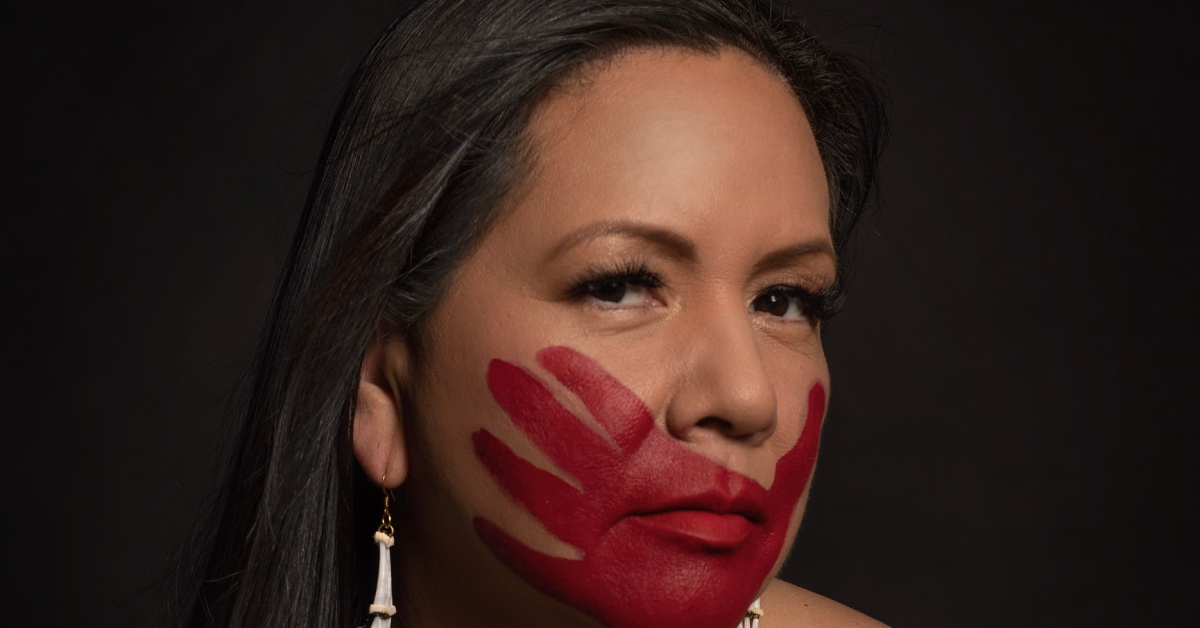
[569,262,664,310]
[581,278,658,308]
[750,288,808,321]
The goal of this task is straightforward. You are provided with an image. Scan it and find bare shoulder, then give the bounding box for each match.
[760,578,889,627]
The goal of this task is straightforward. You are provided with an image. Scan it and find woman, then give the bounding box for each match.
[171,0,887,626]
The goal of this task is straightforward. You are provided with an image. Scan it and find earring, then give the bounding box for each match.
[368,478,397,628]
[741,597,763,628]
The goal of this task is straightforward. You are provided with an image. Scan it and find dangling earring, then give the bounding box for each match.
[368,478,397,628]
[742,597,763,628]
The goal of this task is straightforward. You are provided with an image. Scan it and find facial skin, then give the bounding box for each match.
[476,347,825,627]
[354,47,836,627]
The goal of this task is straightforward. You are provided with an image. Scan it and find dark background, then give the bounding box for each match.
[5,1,1197,626]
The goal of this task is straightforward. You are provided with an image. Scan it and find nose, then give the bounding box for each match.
[664,300,778,446]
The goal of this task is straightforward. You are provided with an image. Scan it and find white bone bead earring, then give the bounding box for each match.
[368,479,397,628]
[741,597,763,628]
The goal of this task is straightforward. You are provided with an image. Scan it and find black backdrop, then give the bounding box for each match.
[5,1,1197,626]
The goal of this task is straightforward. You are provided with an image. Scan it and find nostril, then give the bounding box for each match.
[695,416,731,431]
[694,415,759,440]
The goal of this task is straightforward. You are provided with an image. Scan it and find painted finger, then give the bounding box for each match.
[472,428,594,547]
[487,358,621,478]
[536,346,654,454]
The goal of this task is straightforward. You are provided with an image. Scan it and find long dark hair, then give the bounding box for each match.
[168,1,886,626]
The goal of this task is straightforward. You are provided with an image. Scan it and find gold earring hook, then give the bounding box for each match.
[378,474,395,537]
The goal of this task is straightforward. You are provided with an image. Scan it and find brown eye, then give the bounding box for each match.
[586,280,629,303]
[581,279,657,309]
[570,266,663,309]
[751,290,805,320]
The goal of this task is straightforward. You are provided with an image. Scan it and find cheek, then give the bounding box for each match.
[470,346,826,628]
[757,344,828,464]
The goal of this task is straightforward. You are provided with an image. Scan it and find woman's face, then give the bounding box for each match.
[388,47,833,628]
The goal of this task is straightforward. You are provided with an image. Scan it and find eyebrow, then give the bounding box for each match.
[752,240,837,276]
[546,220,697,264]
[545,219,836,273]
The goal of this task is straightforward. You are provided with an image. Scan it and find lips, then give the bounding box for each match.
[630,510,755,550]
[624,487,766,551]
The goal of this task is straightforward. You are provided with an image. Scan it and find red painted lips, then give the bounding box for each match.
[473,346,825,628]
[627,485,766,551]
[631,511,754,551]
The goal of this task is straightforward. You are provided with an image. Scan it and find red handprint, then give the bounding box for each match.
[473,346,825,628]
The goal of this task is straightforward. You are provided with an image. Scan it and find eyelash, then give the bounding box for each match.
[566,260,843,322]
[567,260,664,303]
[753,283,843,322]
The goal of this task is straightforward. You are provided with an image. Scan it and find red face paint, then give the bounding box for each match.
[473,346,825,628]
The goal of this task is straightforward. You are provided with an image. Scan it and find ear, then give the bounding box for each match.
[353,333,409,489]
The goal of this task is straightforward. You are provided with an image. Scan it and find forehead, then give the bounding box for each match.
[493,46,831,264]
